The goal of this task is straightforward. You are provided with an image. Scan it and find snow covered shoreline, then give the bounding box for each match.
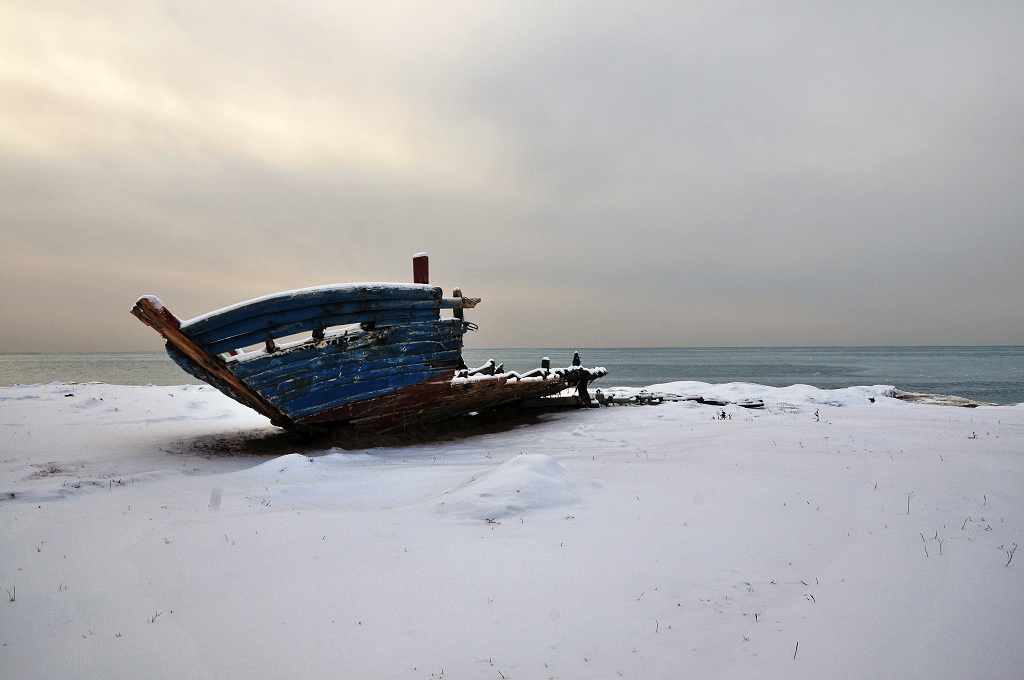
[2,382,1022,679]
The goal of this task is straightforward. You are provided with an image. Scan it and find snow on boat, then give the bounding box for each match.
[131,254,606,432]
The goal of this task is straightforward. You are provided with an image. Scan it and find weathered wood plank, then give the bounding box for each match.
[237,339,463,389]
[204,296,474,355]
[228,321,464,381]
[183,298,447,349]
[130,297,291,427]
[247,346,460,399]
[253,347,463,402]
[180,284,443,336]
[195,308,443,356]
[280,367,456,419]
[297,371,579,431]
[276,361,455,409]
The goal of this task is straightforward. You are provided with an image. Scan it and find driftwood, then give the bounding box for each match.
[593,388,765,409]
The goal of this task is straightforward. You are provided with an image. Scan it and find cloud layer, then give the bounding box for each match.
[2,1,1022,351]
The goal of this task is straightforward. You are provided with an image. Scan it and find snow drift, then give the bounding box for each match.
[439,453,600,520]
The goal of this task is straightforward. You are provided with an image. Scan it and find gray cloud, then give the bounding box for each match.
[1,1,1022,352]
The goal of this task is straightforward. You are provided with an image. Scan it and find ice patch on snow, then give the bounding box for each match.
[440,454,599,520]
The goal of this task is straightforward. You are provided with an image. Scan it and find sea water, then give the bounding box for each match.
[1,347,1022,405]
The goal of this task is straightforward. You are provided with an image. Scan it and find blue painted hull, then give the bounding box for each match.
[168,318,465,422]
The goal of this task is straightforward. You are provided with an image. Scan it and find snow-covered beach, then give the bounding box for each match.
[1,381,1022,679]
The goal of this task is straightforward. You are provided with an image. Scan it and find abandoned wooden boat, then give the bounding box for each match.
[131,254,606,432]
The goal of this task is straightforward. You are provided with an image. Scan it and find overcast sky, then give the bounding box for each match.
[2,1,1022,352]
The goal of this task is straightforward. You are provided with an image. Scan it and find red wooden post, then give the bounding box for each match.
[413,252,429,284]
